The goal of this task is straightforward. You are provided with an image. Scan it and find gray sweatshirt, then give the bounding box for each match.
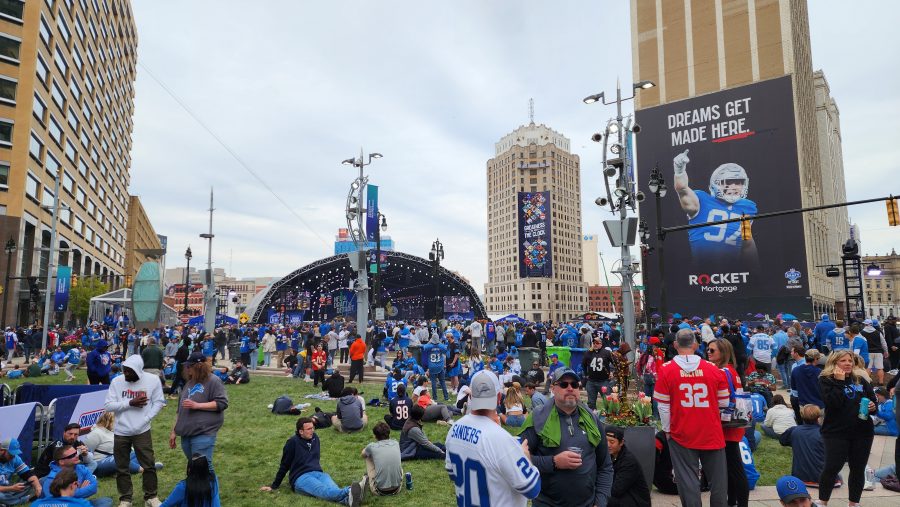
[399,420,443,459]
[174,375,229,437]
[335,395,364,431]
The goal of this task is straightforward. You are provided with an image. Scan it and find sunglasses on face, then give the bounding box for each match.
[59,451,78,461]
[556,381,579,389]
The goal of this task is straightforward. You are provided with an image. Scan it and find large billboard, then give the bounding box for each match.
[518,191,553,277]
[636,76,811,320]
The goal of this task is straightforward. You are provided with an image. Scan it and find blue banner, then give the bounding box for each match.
[366,184,379,242]
[518,191,553,277]
[54,265,72,312]
[0,402,38,464]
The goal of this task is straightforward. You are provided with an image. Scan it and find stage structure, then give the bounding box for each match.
[248,251,487,325]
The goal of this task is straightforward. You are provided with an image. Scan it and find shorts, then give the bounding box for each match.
[869,353,884,370]
[504,414,525,427]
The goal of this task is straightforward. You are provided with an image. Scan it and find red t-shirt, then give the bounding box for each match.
[312,349,326,370]
[654,357,729,449]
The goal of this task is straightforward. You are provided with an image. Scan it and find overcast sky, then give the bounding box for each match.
[128,1,899,291]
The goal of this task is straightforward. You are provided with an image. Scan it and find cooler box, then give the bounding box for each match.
[517,347,540,370]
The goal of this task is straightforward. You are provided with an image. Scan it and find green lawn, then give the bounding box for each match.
[3,370,793,505]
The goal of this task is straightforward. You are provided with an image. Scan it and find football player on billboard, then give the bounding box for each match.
[673,149,758,264]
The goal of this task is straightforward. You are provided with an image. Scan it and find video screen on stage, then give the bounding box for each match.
[443,296,470,313]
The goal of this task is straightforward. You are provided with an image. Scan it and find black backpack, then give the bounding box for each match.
[272,395,294,415]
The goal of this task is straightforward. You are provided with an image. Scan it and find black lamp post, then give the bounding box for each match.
[429,239,445,320]
[183,246,192,315]
[2,237,16,328]
[372,213,387,319]
[648,165,668,325]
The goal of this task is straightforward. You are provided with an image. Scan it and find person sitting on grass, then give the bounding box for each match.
[358,422,403,497]
[29,468,89,506]
[746,362,777,407]
[323,370,345,399]
[39,444,113,507]
[872,387,898,436]
[0,438,42,505]
[332,387,367,433]
[761,395,797,438]
[498,385,526,427]
[399,405,446,461]
[6,363,23,379]
[412,378,455,425]
[605,425,651,507]
[384,383,412,431]
[159,454,219,507]
[224,360,249,385]
[260,417,363,507]
[779,404,842,488]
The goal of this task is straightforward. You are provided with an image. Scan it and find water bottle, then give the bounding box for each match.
[405,471,413,490]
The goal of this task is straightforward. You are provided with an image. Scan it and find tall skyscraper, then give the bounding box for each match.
[631,0,849,318]
[483,120,588,322]
[0,0,138,324]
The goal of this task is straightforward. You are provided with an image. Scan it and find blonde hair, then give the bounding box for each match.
[96,411,115,431]
[710,338,738,369]
[504,386,524,409]
[820,350,869,382]
[799,404,821,424]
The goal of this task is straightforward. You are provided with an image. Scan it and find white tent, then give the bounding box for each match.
[89,288,179,327]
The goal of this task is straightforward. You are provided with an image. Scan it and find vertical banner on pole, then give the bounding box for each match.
[366,184,379,243]
[54,265,72,312]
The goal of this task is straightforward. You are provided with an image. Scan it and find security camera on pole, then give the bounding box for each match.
[342,149,383,336]
[584,79,655,357]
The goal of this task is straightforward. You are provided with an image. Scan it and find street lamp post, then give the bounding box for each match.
[429,239,445,319]
[372,213,387,319]
[584,79,655,355]
[647,165,668,325]
[2,238,15,328]
[343,150,383,335]
[183,246,192,316]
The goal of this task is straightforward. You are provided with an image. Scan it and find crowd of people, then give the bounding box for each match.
[1,312,898,506]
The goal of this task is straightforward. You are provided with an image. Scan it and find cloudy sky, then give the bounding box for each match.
[128,0,900,291]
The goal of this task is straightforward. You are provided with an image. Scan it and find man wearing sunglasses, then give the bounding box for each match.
[38,444,113,507]
[520,369,613,507]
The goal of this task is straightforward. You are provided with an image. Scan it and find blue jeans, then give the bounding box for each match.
[96,452,141,477]
[263,352,272,367]
[585,379,613,411]
[293,471,349,505]
[430,370,449,401]
[180,433,217,465]
[874,425,898,436]
[777,360,793,390]
[0,484,35,505]
[249,349,258,370]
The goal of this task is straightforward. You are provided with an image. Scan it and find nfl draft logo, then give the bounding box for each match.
[79,409,104,428]
[784,268,803,289]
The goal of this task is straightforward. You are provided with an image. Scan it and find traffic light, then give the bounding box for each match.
[887,197,899,226]
[740,215,752,241]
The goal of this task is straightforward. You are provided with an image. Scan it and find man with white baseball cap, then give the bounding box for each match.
[445,370,539,506]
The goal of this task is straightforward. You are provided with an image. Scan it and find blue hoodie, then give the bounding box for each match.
[813,315,835,349]
[41,463,98,499]
[876,399,898,436]
[86,341,111,377]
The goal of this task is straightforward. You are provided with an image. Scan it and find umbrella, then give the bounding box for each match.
[691,316,702,322]
[651,313,661,320]
[781,313,798,321]
[754,313,765,319]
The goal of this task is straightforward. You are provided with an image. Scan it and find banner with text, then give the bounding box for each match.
[366,184,379,243]
[0,402,38,464]
[636,76,811,320]
[518,191,553,278]
[54,265,72,312]
[52,390,109,440]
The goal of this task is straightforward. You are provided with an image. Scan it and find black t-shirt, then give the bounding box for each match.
[447,342,459,367]
[387,396,411,430]
[525,367,545,385]
[582,348,613,382]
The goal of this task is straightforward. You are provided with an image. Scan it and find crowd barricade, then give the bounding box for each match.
[0,402,39,464]
[9,383,110,460]
[0,383,11,406]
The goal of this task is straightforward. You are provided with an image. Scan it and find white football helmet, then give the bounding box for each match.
[709,163,749,204]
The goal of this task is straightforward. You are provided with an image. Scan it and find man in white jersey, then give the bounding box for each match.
[445,370,540,506]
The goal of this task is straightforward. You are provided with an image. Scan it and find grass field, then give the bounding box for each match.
[3,369,793,506]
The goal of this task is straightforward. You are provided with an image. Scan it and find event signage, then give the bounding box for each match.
[517,191,553,277]
[52,390,109,440]
[636,75,810,319]
[0,402,37,464]
[54,265,72,312]
[366,184,379,243]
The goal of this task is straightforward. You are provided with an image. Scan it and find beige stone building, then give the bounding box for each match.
[483,121,588,322]
[630,0,849,316]
[0,0,138,325]
[124,194,161,282]
[863,250,899,320]
[581,233,601,286]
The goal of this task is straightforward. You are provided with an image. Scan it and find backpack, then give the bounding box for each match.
[775,345,790,365]
[881,474,900,493]
[272,395,294,415]
[311,409,333,428]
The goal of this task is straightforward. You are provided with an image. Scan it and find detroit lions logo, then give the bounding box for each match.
[188,384,205,397]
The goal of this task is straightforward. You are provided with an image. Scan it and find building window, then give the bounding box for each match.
[0,0,24,22]
[29,132,43,161]
[64,139,76,162]
[0,118,11,146]
[0,33,20,63]
[45,152,60,176]
[41,187,55,209]
[36,54,49,83]
[69,80,81,102]
[32,93,47,123]
[67,107,78,130]
[77,157,87,177]
[53,45,68,76]
[0,161,7,187]
[76,186,85,205]
[62,170,73,193]
[51,81,65,109]
[56,15,71,44]
[0,75,16,104]
[25,171,39,199]
[48,116,62,145]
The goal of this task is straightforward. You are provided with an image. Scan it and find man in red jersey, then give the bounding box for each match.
[654,328,730,507]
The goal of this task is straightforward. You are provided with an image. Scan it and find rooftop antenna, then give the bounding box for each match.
[529,98,535,124]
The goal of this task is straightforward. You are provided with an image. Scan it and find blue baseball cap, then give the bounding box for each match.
[0,438,22,456]
[776,476,810,503]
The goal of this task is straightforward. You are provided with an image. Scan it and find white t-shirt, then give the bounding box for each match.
[445,413,540,507]
[748,333,774,364]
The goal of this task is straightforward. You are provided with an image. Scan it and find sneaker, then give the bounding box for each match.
[349,480,362,507]
[358,475,369,502]
[436,420,450,426]
[117,502,132,507]
[285,373,293,377]
[145,500,161,507]
[154,462,164,470]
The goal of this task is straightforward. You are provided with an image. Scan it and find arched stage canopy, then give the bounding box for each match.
[248,251,486,324]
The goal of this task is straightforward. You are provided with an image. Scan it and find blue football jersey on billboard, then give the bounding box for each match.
[687,190,757,255]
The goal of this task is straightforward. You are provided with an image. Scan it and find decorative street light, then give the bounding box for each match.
[647,164,668,323]
[429,238,445,319]
[372,212,387,320]
[2,237,16,328]
[183,246,192,315]
[343,150,383,334]
[583,79,655,354]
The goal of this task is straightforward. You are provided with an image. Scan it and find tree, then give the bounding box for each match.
[70,277,109,323]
